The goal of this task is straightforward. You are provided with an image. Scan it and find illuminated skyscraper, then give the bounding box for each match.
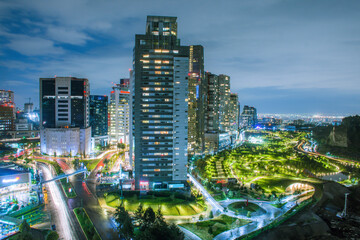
[241,105,257,128]
[90,95,108,147]
[39,77,91,156]
[218,74,231,132]
[0,90,15,135]
[188,45,205,158]
[205,72,219,133]
[229,93,240,131]
[132,16,189,190]
[109,79,130,145]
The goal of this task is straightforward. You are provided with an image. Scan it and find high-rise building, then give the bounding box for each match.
[188,45,206,158]
[205,72,219,133]
[131,16,189,190]
[0,90,14,103]
[218,75,231,132]
[90,95,108,147]
[229,93,240,131]
[39,77,91,156]
[24,103,34,113]
[241,105,257,128]
[109,79,130,145]
[0,90,15,136]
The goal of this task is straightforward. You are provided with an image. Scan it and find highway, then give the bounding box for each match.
[39,163,85,240]
[57,154,119,240]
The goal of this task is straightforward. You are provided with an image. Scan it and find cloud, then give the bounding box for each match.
[0,0,359,114]
[47,27,91,45]
[6,35,64,56]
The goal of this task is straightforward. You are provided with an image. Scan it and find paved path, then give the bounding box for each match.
[178,226,202,240]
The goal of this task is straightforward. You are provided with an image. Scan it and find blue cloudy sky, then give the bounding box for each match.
[0,0,359,115]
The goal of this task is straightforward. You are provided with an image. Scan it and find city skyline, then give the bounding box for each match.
[1,0,360,115]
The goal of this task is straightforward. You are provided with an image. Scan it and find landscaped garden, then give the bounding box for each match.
[194,131,340,198]
[180,214,251,240]
[228,202,265,216]
[80,159,101,171]
[105,191,206,216]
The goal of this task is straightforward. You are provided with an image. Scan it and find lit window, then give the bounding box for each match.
[155,71,161,74]
[154,49,161,53]
[143,54,149,58]
[155,60,161,64]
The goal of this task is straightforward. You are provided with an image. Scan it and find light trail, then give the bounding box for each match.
[41,164,76,240]
[187,174,224,212]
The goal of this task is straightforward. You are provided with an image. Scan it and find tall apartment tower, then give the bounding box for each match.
[229,93,240,131]
[90,95,108,146]
[0,90,15,135]
[109,79,130,145]
[39,77,91,156]
[218,75,231,132]
[205,72,219,133]
[132,16,189,190]
[241,105,258,128]
[188,45,205,158]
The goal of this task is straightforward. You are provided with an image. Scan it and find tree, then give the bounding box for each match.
[16,220,33,240]
[137,207,184,240]
[46,231,59,240]
[134,203,144,226]
[117,143,126,150]
[19,220,31,233]
[72,158,80,169]
[114,205,134,240]
[209,211,214,219]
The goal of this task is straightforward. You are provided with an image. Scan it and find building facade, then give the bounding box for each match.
[131,16,189,190]
[241,105,257,128]
[205,72,219,133]
[0,90,15,137]
[229,93,240,132]
[90,95,108,147]
[109,79,130,145]
[39,77,91,156]
[187,45,206,158]
[218,74,231,132]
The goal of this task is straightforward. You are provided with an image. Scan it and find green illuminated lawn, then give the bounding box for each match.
[80,159,101,171]
[180,215,251,240]
[195,131,335,195]
[105,192,205,216]
[228,202,264,215]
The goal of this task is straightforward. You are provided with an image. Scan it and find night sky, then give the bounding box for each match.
[0,0,359,115]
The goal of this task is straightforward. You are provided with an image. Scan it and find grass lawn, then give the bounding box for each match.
[253,176,321,194]
[105,193,205,216]
[73,207,101,240]
[180,214,251,240]
[228,202,264,215]
[80,159,101,171]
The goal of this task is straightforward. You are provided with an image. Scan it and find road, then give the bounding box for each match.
[57,154,119,240]
[39,163,85,240]
[187,174,224,213]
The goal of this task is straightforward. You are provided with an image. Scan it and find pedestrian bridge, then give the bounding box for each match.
[41,168,88,184]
